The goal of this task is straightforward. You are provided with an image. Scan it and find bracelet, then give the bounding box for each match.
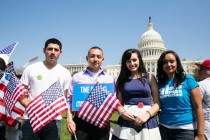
[146,111,152,118]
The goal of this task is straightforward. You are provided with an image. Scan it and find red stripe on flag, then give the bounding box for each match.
[0,83,7,93]
[12,105,24,115]
[26,97,68,133]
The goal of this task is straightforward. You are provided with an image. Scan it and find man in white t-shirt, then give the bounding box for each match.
[196,59,210,139]
[20,38,71,140]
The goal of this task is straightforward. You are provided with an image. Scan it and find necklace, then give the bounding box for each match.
[88,70,99,83]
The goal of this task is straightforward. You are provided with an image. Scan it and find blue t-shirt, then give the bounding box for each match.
[159,74,198,126]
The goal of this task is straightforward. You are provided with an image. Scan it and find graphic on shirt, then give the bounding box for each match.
[159,85,183,98]
[37,75,42,80]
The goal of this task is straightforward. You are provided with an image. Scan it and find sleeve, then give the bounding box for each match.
[186,74,199,91]
[198,81,206,98]
[66,78,74,110]
[63,70,71,91]
[20,66,30,86]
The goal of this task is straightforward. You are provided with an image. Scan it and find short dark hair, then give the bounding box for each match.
[0,57,6,71]
[44,38,62,50]
[87,46,103,55]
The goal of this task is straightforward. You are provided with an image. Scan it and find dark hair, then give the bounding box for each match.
[87,46,103,55]
[0,57,6,71]
[44,38,62,50]
[116,49,146,93]
[157,50,185,86]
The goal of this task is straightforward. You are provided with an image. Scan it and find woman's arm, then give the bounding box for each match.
[134,74,161,125]
[191,87,205,140]
[116,90,135,121]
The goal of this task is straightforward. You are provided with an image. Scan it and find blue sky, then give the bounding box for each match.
[0,0,210,69]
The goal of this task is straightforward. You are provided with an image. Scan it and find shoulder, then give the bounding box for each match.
[23,62,43,74]
[199,78,210,85]
[185,74,194,79]
[26,62,43,69]
[72,71,84,79]
[147,73,156,82]
[104,71,114,78]
[57,63,67,69]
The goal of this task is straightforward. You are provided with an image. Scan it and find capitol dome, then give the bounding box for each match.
[138,17,166,59]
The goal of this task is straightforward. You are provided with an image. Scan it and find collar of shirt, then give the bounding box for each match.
[83,67,105,77]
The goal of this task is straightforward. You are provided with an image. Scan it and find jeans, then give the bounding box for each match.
[159,124,196,140]
[72,116,110,140]
[21,120,61,140]
[0,125,6,140]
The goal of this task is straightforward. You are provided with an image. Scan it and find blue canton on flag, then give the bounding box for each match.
[41,81,63,106]
[0,43,17,55]
[7,74,21,94]
[87,84,110,108]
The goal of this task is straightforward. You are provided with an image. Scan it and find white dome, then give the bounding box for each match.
[138,17,166,59]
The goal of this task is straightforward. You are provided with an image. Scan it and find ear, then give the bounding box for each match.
[43,48,45,53]
[86,56,88,61]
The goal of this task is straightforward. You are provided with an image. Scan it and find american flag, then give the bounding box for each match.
[0,42,18,64]
[5,61,15,73]
[26,81,68,133]
[0,72,28,126]
[77,82,120,128]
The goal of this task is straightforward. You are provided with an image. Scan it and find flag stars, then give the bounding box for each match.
[7,74,20,94]
[86,83,110,108]
[41,81,63,106]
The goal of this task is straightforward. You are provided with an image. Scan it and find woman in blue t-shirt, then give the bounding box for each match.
[157,50,205,140]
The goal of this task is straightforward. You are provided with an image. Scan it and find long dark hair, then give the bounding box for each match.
[157,50,185,86]
[0,57,6,71]
[116,49,146,93]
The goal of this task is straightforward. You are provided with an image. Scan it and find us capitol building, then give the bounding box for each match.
[63,17,202,80]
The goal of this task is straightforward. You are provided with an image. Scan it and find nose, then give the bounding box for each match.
[164,61,170,66]
[93,56,99,61]
[51,48,56,54]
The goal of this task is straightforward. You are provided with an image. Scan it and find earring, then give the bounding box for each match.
[176,69,180,73]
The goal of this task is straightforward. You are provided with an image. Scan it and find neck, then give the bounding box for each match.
[87,67,100,73]
[43,61,57,69]
[130,72,142,79]
[167,73,175,79]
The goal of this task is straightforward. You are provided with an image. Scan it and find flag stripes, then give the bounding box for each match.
[26,81,68,133]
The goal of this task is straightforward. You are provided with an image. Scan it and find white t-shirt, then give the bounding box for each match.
[199,77,210,139]
[21,62,71,120]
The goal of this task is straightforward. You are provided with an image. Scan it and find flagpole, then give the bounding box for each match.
[74,135,77,140]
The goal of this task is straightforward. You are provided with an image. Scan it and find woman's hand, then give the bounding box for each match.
[133,111,150,126]
[120,110,135,121]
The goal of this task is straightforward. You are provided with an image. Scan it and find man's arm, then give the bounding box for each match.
[18,84,30,107]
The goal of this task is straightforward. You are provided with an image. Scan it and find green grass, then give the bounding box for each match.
[60,111,119,140]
